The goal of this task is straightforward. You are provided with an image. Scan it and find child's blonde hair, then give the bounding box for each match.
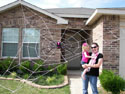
[82,43,89,52]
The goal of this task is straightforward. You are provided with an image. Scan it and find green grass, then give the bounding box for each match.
[0,80,70,94]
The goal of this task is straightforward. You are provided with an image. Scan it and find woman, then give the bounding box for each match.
[81,42,103,94]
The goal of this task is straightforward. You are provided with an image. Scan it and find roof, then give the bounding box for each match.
[86,8,125,25]
[46,8,95,18]
[0,0,68,24]
[1,0,124,26]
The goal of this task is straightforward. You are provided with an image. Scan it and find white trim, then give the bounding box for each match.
[86,9,125,25]
[56,14,90,18]
[119,17,125,79]
[0,1,20,12]
[22,56,40,59]
[1,57,18,59]
[98,9,125,15]
[0,0,68,24]
[2,41,18,43]
[86,9,99,25]
[22,41,40,44]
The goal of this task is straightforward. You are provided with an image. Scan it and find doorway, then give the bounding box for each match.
[61,29,91,69]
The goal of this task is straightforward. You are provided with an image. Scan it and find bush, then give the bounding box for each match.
[34,75,64,85]
[46,76,56,84]
[19,61,31,74]
[23,74,30,79]
[57,63,67,75]
[45,64,58,76]
[18,60,44,74]
[8,72,17,78]
[32,60,44,72]
[0,57,17,74]
[99,69,125,94]
[2,57,13,71]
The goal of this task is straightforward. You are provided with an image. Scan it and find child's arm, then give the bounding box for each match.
[82,64,87,68]
[82,64,88,69]
[84,52,95,58]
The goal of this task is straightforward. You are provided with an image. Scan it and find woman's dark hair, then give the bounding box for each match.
[92,42,99,47]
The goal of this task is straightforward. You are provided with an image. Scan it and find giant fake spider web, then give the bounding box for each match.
[0,2,120,94]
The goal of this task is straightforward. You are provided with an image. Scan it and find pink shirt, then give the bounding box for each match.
[82,51,89,63]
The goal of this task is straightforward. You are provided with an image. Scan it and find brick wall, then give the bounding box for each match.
[92,15,120,74]
[103,15,120,73]
[92,17,103,53]
[92,17,103,72]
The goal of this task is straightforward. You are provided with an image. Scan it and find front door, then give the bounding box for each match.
[62,30,82,69]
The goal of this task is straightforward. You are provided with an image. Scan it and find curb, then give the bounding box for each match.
[0,76,69,89]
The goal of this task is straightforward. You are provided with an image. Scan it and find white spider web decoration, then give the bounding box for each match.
[0,2,121,94]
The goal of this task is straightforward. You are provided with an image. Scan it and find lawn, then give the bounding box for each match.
[0,80,70,94]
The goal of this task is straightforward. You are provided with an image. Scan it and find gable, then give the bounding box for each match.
[0,6,57,28]
[0,0,68,24]
[86,8,125,25]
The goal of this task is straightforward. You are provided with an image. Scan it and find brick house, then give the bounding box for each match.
[0,0,124,78]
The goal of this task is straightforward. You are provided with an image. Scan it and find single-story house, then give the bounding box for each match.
[0,0,125,78]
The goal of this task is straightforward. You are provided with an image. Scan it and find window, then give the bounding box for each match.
[22,28,40,58]
[2,28,19,57]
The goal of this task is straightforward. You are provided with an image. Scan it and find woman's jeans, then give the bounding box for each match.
[82,74,98,94]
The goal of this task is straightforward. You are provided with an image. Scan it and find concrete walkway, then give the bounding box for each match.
[68,70,100,94]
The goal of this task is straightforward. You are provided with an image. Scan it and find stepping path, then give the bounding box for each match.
[68,70,100,94]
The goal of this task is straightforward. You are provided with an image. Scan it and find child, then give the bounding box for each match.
[81,43,96,80]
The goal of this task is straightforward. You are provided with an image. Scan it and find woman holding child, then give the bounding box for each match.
[81,42,103,94]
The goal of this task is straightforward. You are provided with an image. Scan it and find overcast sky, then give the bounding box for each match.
[0,0,125,9]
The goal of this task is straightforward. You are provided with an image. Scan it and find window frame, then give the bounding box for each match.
[1,28,19,58]
[22,28,40,59]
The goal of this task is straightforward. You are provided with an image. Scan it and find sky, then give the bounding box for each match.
[0,0,125,9]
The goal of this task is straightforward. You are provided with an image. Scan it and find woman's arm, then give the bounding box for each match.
[86,58,103,68]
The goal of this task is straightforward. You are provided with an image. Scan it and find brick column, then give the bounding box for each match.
[103,15,120,74]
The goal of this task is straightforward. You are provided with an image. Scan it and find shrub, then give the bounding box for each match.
[23,74,30,79]
[46,76,56,84]
[32,60,44,72]
[0,57,17,74]
[34,75,47,85]
[99,69,125,94]
[9,72,17,78]
[0,58,11,72]
[45,64,58,76]
[19,61,31,74]
[57,63,67,75]
[34,75,64,85]
[45,74,64,85]
[0,60,3,72]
